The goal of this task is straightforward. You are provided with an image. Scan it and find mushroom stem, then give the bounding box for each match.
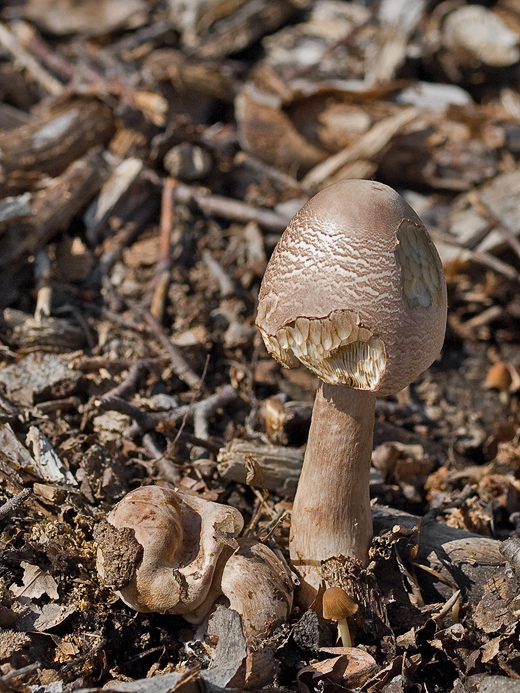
[337,618,353,648]
[290,383,375,598]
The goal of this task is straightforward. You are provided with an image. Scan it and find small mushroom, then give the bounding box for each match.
[322,586,358,648]
[256,179,447,602]
[485,361,514,405]
[96,485,293,640]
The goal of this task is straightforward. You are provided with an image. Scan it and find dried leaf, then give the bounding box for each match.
[244,453,265,487]
[10,561,59,600]
[298,648,377,688]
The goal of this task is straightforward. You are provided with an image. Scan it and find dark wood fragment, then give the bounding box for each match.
[144,48,239,102]
[181,0,295,60]
[0,98,114,194]
[217,439,303,497]
[473,565,519,634]
[0,352,81,405]
[4,310,85,350]
[501,537,520,575]
[0,488,31,521]
[202,606,247,688]
[0,146,110,299]
[372,505,504,609]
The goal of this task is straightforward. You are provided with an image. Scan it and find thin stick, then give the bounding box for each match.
[0,21,63,95]
[172,354,210,448]
[14,20,76,81]
[141,310,202,390]
[99,396,223,452]
[430,230,520,281]
[159,178,176,270]
[102,361,145,400]
[258,509,289,542]
[150,178,176,320]
[170,181,288,232]
[99,396,157,430]
[2,662,41,682]
[192,384,237,440]
[234,151,301,191]
[0,488,31,521]
[432,589,461,623]
[160,383,236,426]
[302,107,417,188]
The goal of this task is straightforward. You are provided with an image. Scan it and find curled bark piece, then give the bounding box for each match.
[0,98,114,194]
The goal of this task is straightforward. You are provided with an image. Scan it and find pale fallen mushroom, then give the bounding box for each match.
[95,485,293,640]
[220,538,293,643]
[256,179,447,602]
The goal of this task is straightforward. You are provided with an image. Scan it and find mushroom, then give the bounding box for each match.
[96,485,293,640]
[485,361,514,405]
[220,538,293,643]
[95,485,243,622]
[322,586,358,648]
[255,179,447,602]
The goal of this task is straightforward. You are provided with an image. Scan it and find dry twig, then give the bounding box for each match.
[0,488,31,521]
[302,107,417,188]
[0,21,63,95]
[141,310,202,390]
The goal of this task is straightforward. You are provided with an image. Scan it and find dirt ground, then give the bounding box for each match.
[2,1,520,692]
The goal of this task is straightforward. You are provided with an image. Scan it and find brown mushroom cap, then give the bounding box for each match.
[485,362,513,392]
[256,179,447,396]
[322,586,358,621]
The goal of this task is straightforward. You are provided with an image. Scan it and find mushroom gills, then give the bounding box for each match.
[259,311,386,390]
[395,221,444,310]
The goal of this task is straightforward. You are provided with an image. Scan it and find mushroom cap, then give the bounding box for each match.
[322,586,358,621]
[219,538,293,643]
[256,179,447,396]
[485,362,512,392]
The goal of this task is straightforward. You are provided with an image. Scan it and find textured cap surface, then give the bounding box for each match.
[256,179,447,396]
